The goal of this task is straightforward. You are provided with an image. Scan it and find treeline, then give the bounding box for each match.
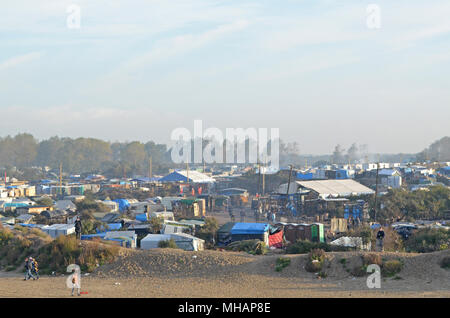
[417,136,450,162]
[373,185,450,222]
[0,134,171,177]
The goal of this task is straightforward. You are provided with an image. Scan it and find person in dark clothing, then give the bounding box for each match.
[24,257,36,281]
[240,209,245,222]
[376,227,385,252]
[75,216,82,240]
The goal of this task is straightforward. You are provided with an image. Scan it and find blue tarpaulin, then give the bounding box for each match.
[97,223,122,233]
[81,232,107,240]
[230,223,269,235]
[135,213,148,222]
[296,172,313,180]
[113,199,130,212]
[159,171,191,183]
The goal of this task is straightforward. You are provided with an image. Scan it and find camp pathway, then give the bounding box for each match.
[1,275,449,298]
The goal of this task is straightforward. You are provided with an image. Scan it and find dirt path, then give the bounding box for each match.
[1,249,449,298]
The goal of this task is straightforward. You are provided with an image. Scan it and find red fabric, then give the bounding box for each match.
[268,230,283,248]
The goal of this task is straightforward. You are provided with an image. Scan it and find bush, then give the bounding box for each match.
[196,217,219,246]
[275,257,291,272]
[158,239,179,249]
[440,256,450,269]
[150,217,164,234]
[305,249,326,273]
[348,226,373,245]
[382,259,403,277]
[225,240,268,255]
[404,228,450,253]
[37,235,119,274]
[286,240,350,254]
[363,253,382,266]
[350,264,368,277]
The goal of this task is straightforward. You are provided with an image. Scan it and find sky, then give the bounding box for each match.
[0,0,449,154]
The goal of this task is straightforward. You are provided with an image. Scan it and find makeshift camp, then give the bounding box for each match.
[217,188,249,207]
[160,197,182,211]
[216,222,235,246]
[135,213,148,222]
[230,222,270,246]
[41,224,75,238]
[275,222,325,243]
[16,214,34,224]
[140,234,172,249]
[268,228,283,248]
[140,233,205,251]
[331,218,348,233]
[112,199,130,212]
[161,220,195,235]
[150,211,175,221]
[0,216,15,225]
[173,198,206,217]
[104,231,137,248]
[171,233,205,251]
[310,223,325,243]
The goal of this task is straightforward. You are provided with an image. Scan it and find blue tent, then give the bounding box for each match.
[159,171,191,183]
[97,223,122,233]
[113,199,130,212]
[135,213,148,222]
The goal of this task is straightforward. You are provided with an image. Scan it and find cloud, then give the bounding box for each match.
[118,20,250,72]
[0,52,43,71]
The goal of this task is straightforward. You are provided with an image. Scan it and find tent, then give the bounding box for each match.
[268,229,283,248]
[216,222,235,246]
[140,234,172,249]
[140,233,205,251]
[230,223,270,245]
[113,199,130,212]
[135,213,148,222]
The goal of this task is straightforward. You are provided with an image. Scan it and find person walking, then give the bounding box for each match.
[24,257,36,281]
[23,257,30,281]
[376,227,385,252]
[71,269,81,296]
[28,257,39,280]
[75,216,82,240]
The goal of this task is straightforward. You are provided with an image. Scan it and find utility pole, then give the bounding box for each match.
[374,162,380,222]
[286,165,293,196]
[59,163,63,198]
[262,156,266,196]
[186,162,189,183]
[149,156,152,179]
[257,159,261,195]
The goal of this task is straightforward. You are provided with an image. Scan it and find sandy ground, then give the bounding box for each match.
[1,248,449,298]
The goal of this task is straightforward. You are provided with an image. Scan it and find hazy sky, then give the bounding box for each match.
[1,0,449,154]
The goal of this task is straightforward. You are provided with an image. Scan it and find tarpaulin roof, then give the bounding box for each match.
[296,179,375,197]
[135,213,148,222]
[230,222,269,235]
[113,199,130,211]
[159,170,215,183]
[217,222,235,234]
